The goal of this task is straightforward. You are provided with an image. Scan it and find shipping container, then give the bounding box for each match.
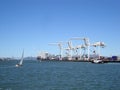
[112,56,118,60]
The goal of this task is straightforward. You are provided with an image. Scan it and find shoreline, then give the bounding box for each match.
[38,59,120,63]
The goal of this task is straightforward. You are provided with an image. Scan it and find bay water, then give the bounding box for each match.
[0,60,120,90]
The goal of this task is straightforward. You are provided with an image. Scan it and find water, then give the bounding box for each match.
[0,60,120,90]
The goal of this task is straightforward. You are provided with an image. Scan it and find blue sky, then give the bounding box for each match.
[0,0,120,57]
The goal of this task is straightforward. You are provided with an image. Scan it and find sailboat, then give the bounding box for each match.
[16,50,24,67]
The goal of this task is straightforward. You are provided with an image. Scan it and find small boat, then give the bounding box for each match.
[91,59,104,64]
[16,50,24,67]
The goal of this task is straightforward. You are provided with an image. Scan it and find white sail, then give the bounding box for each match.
[15,50,24,67]
[19,50,24,65]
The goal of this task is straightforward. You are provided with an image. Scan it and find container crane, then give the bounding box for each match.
[92,41,105,59]
[70,37,90,60]
[66,41,76,60]
[75,44,86,60]
[49,42,63,60]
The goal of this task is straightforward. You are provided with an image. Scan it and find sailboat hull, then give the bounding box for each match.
[15,64,22,67]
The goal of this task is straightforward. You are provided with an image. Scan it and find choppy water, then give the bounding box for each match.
[0,60,120,90]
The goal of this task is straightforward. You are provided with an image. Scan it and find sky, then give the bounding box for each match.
[0,0,120,57]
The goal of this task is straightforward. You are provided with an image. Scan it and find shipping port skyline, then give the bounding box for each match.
[0,0,120,57]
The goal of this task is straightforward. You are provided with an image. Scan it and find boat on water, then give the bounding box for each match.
[16,50,24,67]
[91,59,104,64]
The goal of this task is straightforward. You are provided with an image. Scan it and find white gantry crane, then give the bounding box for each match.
[66,41,76,60]
[75,44,86,60]
[70,37,90,60]
[92,41,105,59]
[49,42,63,60]
[48,38,106,61]
[64,40,80,60]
